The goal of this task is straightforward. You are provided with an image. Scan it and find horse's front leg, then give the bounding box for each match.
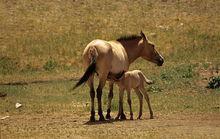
[115,88,126,120]
[96,78,107,121]
[140,87,154,119]
[106,81,114,119]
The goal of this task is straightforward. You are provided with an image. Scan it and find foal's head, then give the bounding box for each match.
[139,31,164,66]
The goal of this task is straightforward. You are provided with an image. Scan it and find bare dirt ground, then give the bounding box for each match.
[1,112,220,139]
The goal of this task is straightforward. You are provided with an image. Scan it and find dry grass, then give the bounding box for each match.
[0,0,219,77]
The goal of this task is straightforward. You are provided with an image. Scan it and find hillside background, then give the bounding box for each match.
[0,0,219,83]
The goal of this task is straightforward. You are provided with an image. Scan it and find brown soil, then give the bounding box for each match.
[1,112,220,139]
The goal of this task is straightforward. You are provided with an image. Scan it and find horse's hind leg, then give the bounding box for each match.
[96,77,107,121]
[140,87,153,119]
[88,74,96,122]
[135,88,143,119]
[106,81,114,119]
[127,90,133,120]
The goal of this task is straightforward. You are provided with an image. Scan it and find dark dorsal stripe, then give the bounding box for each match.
[116,34,142,41]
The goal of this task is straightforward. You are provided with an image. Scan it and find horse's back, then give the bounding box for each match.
[120,70,141,90]
[83,39,111,57]
[83,39,112,65]
[83,39,129,75]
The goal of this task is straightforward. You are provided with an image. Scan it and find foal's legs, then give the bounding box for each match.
[88,74,96,122]
[115,88,126,120]
[140,87,154,119]
[135,88,143,119]
[127,90,133,120]
[96,77,107,121]
[106,81,114,119]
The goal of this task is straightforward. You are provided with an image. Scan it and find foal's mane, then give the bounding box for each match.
[116,34,142,41]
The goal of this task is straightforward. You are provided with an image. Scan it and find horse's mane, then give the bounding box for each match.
[116,34,142,41]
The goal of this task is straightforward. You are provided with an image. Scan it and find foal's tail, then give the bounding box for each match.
[139,72,154,85]
[73,47,97,90]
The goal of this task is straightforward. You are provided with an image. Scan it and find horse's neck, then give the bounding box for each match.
[120,40,143,64]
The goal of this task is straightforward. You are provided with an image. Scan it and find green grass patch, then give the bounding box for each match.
[207,76,220,89]
[1,80,219,116]
[0,57,19,75]
[43,58,57,71]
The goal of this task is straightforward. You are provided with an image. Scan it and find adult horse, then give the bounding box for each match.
[73,31,164,122]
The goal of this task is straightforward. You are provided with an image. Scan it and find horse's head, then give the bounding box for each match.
[139,31,164,66]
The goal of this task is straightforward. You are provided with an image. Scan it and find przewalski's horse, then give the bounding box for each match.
[115,70,154,120]
[73,31,164,122]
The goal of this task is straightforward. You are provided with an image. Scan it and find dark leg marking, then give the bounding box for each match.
[106,83,114,119]
[97,86,105,121]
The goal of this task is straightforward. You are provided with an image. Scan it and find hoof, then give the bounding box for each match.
[106,114,111,120]
[115,116,120,120]
[89,116,96,122]
[99,115,105,121]
[120,113,127,120]
[137,116,141,120]
[130,116,134,120]
[150,115,154,119]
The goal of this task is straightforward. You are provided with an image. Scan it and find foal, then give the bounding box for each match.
[115,70,154,120]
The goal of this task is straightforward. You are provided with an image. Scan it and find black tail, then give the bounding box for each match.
[73,60,96,90]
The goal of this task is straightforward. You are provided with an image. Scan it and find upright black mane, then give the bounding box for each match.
[116,34,142,41]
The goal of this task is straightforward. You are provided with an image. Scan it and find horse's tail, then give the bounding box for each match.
[73,47,98,90]
[139,72,154,85]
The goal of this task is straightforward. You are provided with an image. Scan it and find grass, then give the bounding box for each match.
[0,80,219,120]
[0,0,219,76]
[0,0,219,129]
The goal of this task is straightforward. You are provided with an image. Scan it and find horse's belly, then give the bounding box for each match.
[110,58,128,73]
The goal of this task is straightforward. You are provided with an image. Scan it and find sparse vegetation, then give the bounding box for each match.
[0,56,18,74]
[207,76,220,89]
[43,58,57,71]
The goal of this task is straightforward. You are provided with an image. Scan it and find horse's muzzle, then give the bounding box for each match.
[157,58,164,66]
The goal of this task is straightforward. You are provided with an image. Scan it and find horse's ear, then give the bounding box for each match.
[140,31,148,42]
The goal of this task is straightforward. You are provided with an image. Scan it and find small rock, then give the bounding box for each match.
[15,103,22,108]
[150,33,157,38]
[157,25,169,30]
[1,116,10,120]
